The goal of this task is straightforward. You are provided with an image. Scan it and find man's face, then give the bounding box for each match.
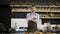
[31,7,36,13]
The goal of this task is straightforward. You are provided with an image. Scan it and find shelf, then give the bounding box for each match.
[40,17,60,19]
[10,5,60,7]
[10,5,31,7]
[11,9,60,12]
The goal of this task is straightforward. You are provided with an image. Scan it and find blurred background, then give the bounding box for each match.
[10,0,60,34]
[0,0,60,34]
[11,0,60,28]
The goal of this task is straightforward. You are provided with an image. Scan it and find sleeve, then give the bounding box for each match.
[26,13,31,21]
[37,14,40,23]
[37,14,40,29]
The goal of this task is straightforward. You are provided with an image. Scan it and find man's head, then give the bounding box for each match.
[31,5,36,13]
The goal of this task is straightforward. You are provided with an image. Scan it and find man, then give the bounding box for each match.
[26,5,40,33]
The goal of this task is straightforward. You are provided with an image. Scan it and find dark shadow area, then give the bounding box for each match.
[0,5,11,33]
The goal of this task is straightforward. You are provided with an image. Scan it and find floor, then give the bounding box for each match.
[10,32,58,34]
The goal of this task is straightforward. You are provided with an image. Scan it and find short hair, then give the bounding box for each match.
[31,4,36,9]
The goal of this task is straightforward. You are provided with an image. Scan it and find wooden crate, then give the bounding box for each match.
[34,31,42,34]
[58,32,60,34]
[25,32,30,34]
[46,32,53,34]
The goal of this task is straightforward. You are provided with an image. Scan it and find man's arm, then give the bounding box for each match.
[26,13,36,21]
[26,13,31,21]
[37,14,40,23]
[37,14,40,29]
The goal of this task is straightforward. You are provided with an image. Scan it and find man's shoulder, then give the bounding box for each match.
[27,13,30,15]
[35,13,39,15]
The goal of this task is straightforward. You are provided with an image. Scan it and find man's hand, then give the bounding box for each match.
[30,16,34,20]
[30,16,36,22]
